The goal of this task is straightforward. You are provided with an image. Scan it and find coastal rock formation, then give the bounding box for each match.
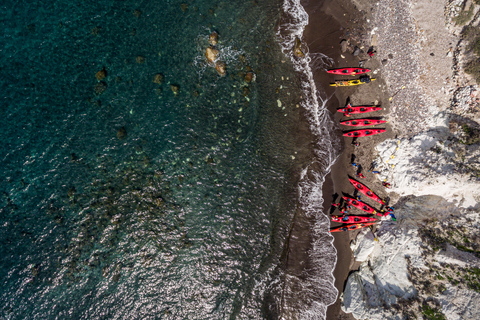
[205,46,219,64]
[342,196,480,320]
[375,131,480,208]
[350,228,376,262]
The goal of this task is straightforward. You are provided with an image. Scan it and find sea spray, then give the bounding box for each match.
[267,0,342,318]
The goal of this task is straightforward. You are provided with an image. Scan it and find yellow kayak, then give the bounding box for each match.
[330,78,376,87]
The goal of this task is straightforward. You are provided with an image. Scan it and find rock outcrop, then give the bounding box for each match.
[342,196,480,320]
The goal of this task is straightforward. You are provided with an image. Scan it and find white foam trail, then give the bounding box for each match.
[273,0,342,318]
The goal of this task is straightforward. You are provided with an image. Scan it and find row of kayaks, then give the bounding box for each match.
[329,66,387,233]
[329,178,386,233]
[327,67,375,87]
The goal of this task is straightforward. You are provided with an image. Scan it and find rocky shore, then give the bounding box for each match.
[324,0,480,319]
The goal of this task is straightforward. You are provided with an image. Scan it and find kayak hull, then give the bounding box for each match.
[330,222,377,233]
[349,178,386,205]
[330,78,376,87]
[340,119,387,127]
[327,68,371,76]
[337,106,382,114]
[343,129,386,138]
[342,196,380,215]
[331,215,377,224]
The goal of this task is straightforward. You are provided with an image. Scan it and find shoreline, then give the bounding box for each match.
[300,0,391,318]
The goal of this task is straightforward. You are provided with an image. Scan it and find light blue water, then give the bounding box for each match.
[0,0,329,318]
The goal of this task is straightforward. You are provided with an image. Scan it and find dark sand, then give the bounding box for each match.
[301,0,392,319]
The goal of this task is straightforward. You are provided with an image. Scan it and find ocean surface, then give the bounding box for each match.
[0,0,339,318]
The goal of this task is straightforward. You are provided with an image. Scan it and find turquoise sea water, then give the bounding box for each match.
[0,0,337,318]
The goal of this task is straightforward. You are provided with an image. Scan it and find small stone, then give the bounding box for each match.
[245,72,254,83]
[215,61,226,76]
[94,82,107,95]
[209,31,218,46]
[133,9,142,18]
[136,56,145,64]
[243,86,250,96]
[294,37,305,57]
[153,73,164,84]
[170,84,180,95]
[67,187,76,198]
[340,39,348,53]
[91,26,101,35]
[353,46,360,56]
[381,59,388,65]
[117,126,127,140]
[430,52,435,56]
[95,67,107,81]
[388,53,394,59]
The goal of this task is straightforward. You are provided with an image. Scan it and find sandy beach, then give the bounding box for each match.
[301,0,394,318]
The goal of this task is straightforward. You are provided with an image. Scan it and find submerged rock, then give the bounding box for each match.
[170,84,180,95]
[94,82,107,95]
[136,56,145,64]
[95,67,107,81]
[117,126,127,140]
[209,31,218,46]
[153,73,164,84]
[205,46,219,64]
[215,61,226,76]
[133,9,142,18]
[244,72,254,83]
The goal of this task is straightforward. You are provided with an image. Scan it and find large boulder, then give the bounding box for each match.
[205,46,219,64]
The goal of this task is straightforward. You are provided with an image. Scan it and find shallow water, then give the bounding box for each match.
[0,0,339,319]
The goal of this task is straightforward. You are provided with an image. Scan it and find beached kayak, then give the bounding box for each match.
[343,196,381,216]
[327,67,371,76]
[331,215,377,224]
[329,222,377,233]
[336,105,382,114]
[330,77,376,87]
[340,119,387,127]
[343,129,386,138]
[349,178,386,205]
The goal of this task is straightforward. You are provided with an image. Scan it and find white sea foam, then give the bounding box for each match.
[274,0,341,318]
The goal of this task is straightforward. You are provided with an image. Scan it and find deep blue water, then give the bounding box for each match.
[0,0,316,318]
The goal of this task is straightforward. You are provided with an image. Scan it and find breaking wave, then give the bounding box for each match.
[268,0,342,318]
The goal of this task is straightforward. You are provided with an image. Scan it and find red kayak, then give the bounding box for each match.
[327,68,371,76]
[349,178,386,205]
[331,215,377,224]
[337,105,382,114]
[343,196,382,216]
[343,129,385,137]
[330,222,376,233]
[340,119,387,127]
